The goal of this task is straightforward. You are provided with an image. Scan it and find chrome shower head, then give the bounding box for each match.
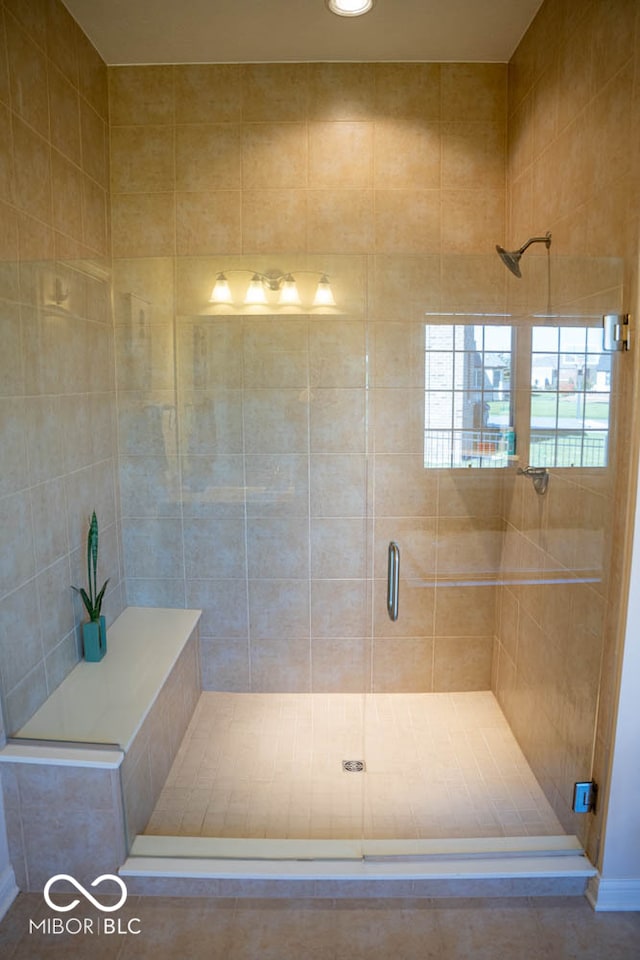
[496,232,552,278]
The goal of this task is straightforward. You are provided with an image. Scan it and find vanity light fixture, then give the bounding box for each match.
[209,269,336,310]
[326,0,375,16]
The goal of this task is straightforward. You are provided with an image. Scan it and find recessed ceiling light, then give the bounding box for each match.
[326,0,375,17]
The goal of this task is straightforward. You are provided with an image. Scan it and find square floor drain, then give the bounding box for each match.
[342,760,365,772]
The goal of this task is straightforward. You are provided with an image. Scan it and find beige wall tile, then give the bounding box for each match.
[372,387,426,455]
[177,318,243,390]
[374,190,441,253]
[76,27,108,119]
[0,103,12,203]
[247,517,310,580]
[245,454,309,519]
[6,12,49,137]
[12,117,50,222]
[113,257,175,324]
[374,120,440,189]
[435,584,496,637]
[433,636,493,690]
[81,174,107,254]
[310,455,367,519]
[248,579,310,640]
[242,123,307,189]
[243,317,308,388]
[311,638,370,692]
[0,12,10,108]
[373,578,434,639]
[250,638,311,692]
[242,189,307,253]
[310,388,366,454]
[178,390,243,456]
[244,388,309,455]
[437,517,504,578]
[308,63,375,121]
[174,64,242,123]
[374,518,437,580]
[48,63,81,165]
[307,190,374,254]
[370,254,441,321]
[45,0,79,86]
[442,121,505,190]
[374,455,438,519]
[311,579,368,639]
[309,320,365,388]
[111,125,175,193]
[371,321,426,388]
[111,193,175,258]
[176,191,242,256]
[309,122,373,188]
[372,638,434,692]
[51,149,83,241]
[311,518,367,579]
[0,491,35,596]
[109,65,174,125]
[176,123,241,191]
[441,63,507,122]
[374,63,441,120]
[79,98,107,187]
[0,398,28,496]
[115,320,175,391]
[441,189,505,253]
[242,64,309,122]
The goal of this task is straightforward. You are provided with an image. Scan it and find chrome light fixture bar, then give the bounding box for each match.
[209,269,336,309]
[326,0,375,16]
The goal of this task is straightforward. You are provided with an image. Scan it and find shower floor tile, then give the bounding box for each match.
[144,691,564,840]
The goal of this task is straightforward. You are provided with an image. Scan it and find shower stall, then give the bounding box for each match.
[110,247,623,866]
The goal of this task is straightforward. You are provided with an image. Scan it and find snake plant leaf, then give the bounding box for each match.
[88,511,99,604]
[94,579,110,617]
[71,585,94,619]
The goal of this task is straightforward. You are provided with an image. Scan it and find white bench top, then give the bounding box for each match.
[14,607,201,752]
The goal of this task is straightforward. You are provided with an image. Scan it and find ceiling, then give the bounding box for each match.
[62,0,544,66]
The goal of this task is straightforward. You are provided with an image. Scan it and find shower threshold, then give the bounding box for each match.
[120,833,596,898]
[122,692,597,897]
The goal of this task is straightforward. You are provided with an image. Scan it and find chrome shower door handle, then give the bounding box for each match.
[387,541,400,622]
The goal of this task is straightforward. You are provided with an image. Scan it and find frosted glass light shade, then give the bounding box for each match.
[312,275,336,307]
[244,274,268,305]
[278,274,302,306]
[209,273,232,303]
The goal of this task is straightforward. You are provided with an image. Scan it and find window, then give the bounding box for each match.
[424,322,513,468]
[424,318,611,470]
[530,326,610,468]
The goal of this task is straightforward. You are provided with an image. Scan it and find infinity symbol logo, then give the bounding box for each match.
[43,874,128,913]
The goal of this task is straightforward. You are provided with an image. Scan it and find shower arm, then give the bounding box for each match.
[516,233,552,256]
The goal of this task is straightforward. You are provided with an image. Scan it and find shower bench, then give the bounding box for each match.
[0,606,201,892]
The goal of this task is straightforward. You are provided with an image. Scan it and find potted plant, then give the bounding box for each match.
[72,511,109,662]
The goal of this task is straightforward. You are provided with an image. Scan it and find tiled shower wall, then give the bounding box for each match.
[0,0,122,738]
[110,63,510,694]
[496,0,640,859]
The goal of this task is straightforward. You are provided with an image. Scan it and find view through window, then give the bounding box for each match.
[424,319,610,469]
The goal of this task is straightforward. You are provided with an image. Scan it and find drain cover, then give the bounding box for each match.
[342,760,365,772]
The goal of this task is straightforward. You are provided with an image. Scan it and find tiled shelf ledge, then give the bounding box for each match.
[0,607,201,892]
